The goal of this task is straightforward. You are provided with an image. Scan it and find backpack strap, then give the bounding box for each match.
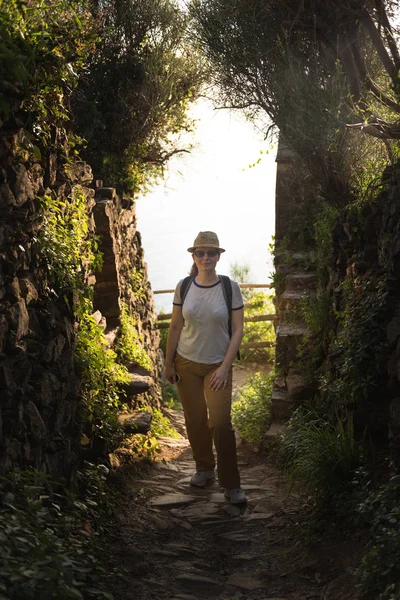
[219,275,241,361]
[179,275,195,305]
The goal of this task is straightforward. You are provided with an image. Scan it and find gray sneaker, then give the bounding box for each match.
[190,470,215,487]
[224,488,247,504]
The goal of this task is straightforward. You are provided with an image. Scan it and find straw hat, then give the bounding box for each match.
[187,231,225,253]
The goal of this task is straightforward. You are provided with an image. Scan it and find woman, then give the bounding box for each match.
[165,231,246,504]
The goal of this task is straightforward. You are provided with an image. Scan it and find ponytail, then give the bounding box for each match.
[189,262,198,276]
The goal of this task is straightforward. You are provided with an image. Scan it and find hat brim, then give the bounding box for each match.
[187,245,225,253]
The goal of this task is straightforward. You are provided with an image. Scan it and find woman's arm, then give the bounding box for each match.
[165,304,184,384]
[209,308,244,392]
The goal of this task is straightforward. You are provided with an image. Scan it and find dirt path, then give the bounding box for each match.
[105,405,360,600]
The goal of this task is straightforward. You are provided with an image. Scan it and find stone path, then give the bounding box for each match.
[106,409,359,600]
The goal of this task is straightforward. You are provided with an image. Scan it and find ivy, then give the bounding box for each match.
[75,313,130,450]
[38,190,102,307]
[115,303,152,371]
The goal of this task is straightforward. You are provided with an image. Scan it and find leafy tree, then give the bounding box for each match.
[73,0,206,192]
[190,0,400,206]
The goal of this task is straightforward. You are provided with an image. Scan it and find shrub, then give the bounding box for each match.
[240,291,275,364]
[357,475,400,600]
[75,313,130,451]
[232,370,274,444]
[280,407,362,507]
[0,468,113,600]
[38,190,102,305]
[115,304,152,371]
[161,378,181,409]
[230,262,275,364]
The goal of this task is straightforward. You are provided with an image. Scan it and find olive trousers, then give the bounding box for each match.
[174,353,240,489]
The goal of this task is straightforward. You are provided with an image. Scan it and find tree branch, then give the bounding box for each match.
[361,8,398,83]
[374,0,400,73]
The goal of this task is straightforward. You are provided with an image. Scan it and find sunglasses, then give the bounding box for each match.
[194,250,219,258]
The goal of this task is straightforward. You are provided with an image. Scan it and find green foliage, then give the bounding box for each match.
[232,370,273,444]
[280,407,362,506]
[241,292,275,364]
[148,408,180,439]
[74,0,206,193]
[38,190,102,305]
[115,304,152,370]
[229,262,275,364]
[310,201,340,284]
[120,408,179,461]
[0,468,113,600]
[161,378,181,409]
[75,313,130,450]
[158,323,168,356]
[0,0,97,152]
[357,475,400,600]
[320,275,388,407]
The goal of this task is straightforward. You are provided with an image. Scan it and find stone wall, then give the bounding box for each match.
[0,130,91,480]
[273,142,400,464]
[92,187,162,407]
[0,129,161,479]
[331,162,400,462]
[271,140,318,424]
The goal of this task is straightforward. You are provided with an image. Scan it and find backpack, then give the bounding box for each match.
[180,275,240,360]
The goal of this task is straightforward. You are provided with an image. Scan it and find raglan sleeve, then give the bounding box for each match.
[172,280,183,306]
[231,280,244,310]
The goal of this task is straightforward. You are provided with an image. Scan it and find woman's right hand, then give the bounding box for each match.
[165,364,177,384]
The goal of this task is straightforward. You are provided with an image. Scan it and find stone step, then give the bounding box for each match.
[263,422,287,447]
[274,250,316,271]
[271,387,295,421]
[275,323,311,372]
[119,409,152,434]
[276,289,317,321]
[286,371,316,401]
[122,373,152,397]
[285,272,318,291]
[276,322,310,337]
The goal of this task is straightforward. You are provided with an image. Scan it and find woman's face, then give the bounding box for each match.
[193,246,220,272]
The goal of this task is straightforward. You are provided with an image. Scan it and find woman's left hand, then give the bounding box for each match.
[209,365,230,392]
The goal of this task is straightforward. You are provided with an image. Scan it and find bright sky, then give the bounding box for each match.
[136,98,277,312]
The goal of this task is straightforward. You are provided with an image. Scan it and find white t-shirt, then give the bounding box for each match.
[173,277,244,364]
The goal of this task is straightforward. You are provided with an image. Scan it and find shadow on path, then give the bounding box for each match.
[105,406,361,600]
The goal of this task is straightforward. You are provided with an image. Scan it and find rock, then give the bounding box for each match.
[24,402,46,443]
[232,553,262,561]
[0,183,16,207]
[123,373,152,397]
[149,494,196,508]
[19,278,38,305]
[221,503,241,517]
[245,512,275,521]
[271,388,295,421]
[8,164,34,206]
[286,371,315,401]
[218,532,253,542]
[9,298,29,341]
[226,572,266,590]
[208,492,227,503]
[176,574,220,588]
[0,314,8,352]
[65,161,93,185]
[119,410,152,434]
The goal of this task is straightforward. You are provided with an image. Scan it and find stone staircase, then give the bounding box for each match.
[268,252,318,433]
